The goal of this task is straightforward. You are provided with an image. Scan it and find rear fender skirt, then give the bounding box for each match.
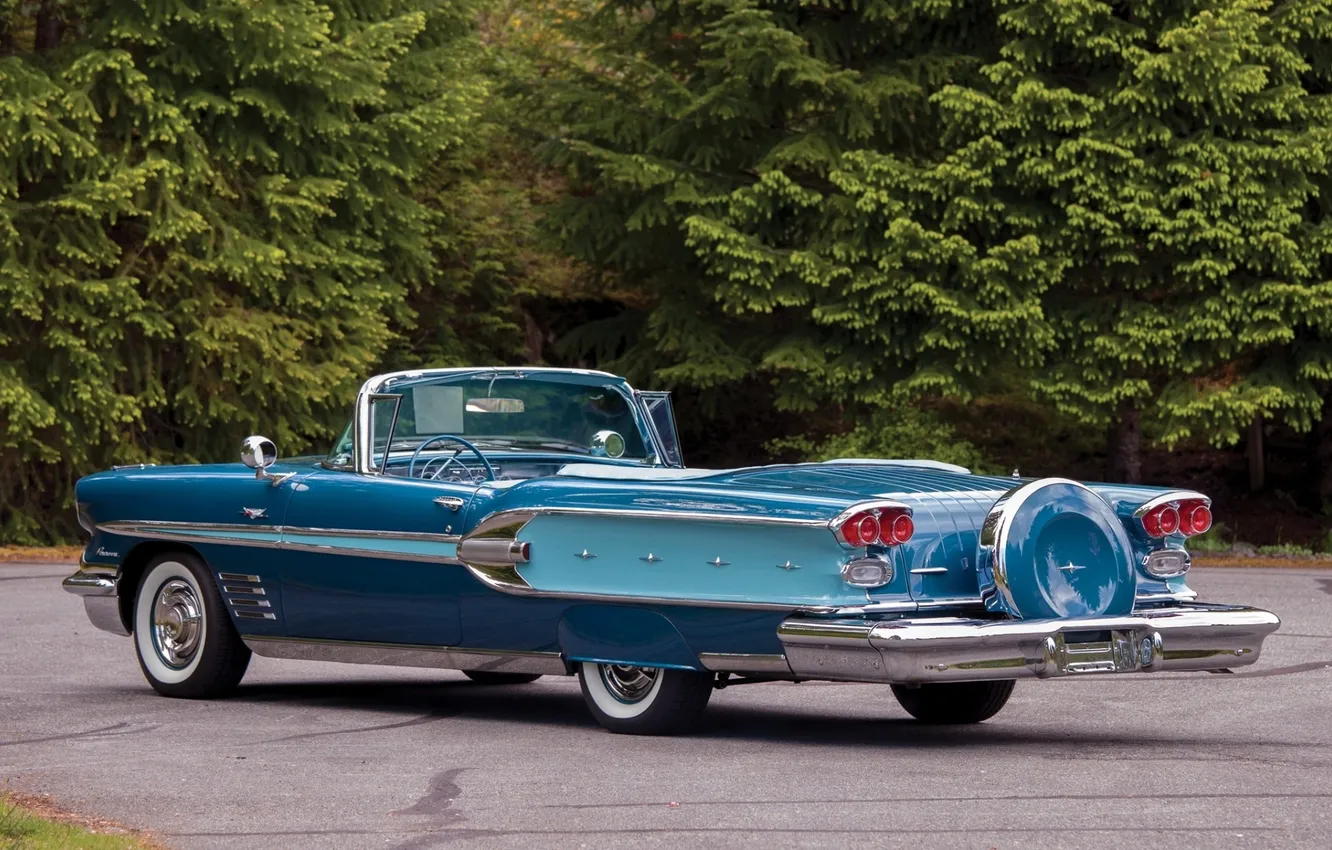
[557,606,701,671]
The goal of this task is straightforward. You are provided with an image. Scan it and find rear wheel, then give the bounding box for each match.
[578,662,713,735]
[133,552,250,699]
[890,680,1015,724]
[462,671,542,685]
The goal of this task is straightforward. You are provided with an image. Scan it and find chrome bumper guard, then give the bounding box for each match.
[63,562,129,637]
[777,603,1280,684]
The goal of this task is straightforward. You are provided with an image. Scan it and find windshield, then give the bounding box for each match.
[324,374,651,466]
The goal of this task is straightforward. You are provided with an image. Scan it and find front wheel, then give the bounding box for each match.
[890,680,1015,724]
[577,663,713,735]
[133,552,250,699]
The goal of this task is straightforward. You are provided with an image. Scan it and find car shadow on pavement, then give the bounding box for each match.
[82,677,1265,754]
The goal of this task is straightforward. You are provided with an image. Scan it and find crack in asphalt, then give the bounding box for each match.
[0,722,156,748]
[259,711,459,744]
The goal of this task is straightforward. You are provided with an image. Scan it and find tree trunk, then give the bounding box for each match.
[1107,399,1142,483]
[1247,415,1265,492]
[35,2,62,52]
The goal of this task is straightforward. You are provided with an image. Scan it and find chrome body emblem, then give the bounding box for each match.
[575,549,598,560]
[776,561,801,571]
[706,557,730,567]
[95,547,119,559]
[639,553,663,563]
[240,507,267,520]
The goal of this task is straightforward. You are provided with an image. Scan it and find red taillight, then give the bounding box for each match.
[1140,498,1212,538]
[847,513,880,547]
[1186,504,1212,535]
[835,506,914,547]
[887,513,914,545]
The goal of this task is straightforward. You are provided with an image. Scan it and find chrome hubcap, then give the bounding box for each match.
[599,665,659,703]
[151,579,202,668]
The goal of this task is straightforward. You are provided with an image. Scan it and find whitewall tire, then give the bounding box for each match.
[577,662,712,735]
[133,552,250,698]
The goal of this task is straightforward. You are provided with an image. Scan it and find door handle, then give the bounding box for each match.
[434,496,466,512]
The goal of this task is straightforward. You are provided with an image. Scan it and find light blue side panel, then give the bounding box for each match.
[514,515,897,607]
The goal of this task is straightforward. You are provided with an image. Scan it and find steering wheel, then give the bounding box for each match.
[407,435,496,482]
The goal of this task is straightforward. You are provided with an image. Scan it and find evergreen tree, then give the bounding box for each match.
[946,0,1332,481]
[0,0,494,542]
[531,0,1332,482]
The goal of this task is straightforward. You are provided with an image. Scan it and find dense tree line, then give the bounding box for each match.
[5,0,1332,545]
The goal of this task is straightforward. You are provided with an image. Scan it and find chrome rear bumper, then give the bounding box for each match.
[778,603,1279,684]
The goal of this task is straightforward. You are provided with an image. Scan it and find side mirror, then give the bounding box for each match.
[241,435,292,487]
[241,435,277,470]
[590,430,626,459]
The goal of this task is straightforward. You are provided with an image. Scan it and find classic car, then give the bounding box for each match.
[63,367,1281,734]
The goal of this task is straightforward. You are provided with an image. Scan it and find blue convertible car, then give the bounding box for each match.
[64,367,1280,734]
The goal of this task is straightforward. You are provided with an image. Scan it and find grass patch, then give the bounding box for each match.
[0,793,161,850]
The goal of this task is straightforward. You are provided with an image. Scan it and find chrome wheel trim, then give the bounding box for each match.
[598,664,660,704]
[151,578,203,669]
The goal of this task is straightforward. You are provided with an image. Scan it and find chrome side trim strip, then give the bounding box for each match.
[910,567,949,575]
[97,521,464,565]
[97,520,281,549]
[222,585,266,595]
[235,611,277,620]
[472,505,833,532]
[698,653,793,675]
[242,636,568,675]
[219,573,261,583]
[229,598,272,608]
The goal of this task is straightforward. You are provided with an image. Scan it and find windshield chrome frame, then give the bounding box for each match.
[348,367,667,475]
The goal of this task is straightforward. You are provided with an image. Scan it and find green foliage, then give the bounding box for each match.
[770,407,990,474]
[1186,522,1232,553]
[1256,542,1316,556]
[528,0,1332,479]
[0,0,502,542]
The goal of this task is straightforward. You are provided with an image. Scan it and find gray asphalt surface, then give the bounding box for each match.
[2,563,1329,849]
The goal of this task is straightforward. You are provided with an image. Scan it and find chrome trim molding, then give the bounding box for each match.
[83,597,131,636]
[698,653,793,675]
[64,561,130,636]
[97,521,464,565]
[222,585,266,595]
[235,611,277,620]
[1136,588,1199,604]
[778,603,1280,684]
[218,573,261,583]
[1132,491,1210,519]
[242,636,568,675]
[229,598,271,608]
[477,505,833,530]
[829,499,912,542]
[1143,549,1190,579]
[910,567,949,576]
[62,572,117,597]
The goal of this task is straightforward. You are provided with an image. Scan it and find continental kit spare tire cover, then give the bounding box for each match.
[976,478,1136,619]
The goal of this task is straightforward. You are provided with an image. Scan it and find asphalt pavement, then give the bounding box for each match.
[2,563,1330,849]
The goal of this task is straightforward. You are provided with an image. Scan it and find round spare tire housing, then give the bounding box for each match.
[977,478,1136,619]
